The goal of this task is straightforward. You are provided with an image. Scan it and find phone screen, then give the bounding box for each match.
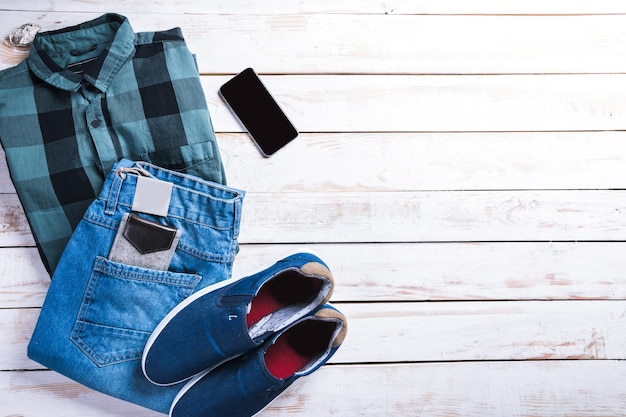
[219,68,298,156]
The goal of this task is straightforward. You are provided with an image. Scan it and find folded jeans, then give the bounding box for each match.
[27,158,245,414]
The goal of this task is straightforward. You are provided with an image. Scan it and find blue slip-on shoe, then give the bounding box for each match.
[142,252,335,386]
[169,304,347,417]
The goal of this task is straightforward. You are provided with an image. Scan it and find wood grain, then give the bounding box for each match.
[4,301,626,371]
[3,361,626,417]
[0,194,34,246]
[233,242,626,302]
[4,241,626,308]
[3,13,626,74]
[204,74,626,133]
[1,190,625,246]
[0,248,48,308]
[4,131,626,194]
[10,0,626,15]
[238,190,626,243]
[217,131,626,192]
[5,241,626,309]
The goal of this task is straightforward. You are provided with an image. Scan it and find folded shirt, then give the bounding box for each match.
[0,13,226,273]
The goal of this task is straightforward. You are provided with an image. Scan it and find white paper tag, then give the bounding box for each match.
[131,176,173,217]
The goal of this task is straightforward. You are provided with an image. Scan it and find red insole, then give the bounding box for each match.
[264,334,316,379]
[246,284,285,327]
[264,320,336,379]
[246,272,323,328]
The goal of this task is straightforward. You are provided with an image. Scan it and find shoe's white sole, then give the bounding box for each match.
[168,366,212,416]
[168,363,288,417]
[141,274,241,386]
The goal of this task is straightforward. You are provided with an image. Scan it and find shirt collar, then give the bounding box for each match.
[27,13,136,92]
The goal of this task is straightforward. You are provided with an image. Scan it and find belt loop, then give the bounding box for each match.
[104,170,125,216]
[232,193,244,240]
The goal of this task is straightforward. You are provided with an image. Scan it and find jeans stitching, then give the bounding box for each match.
[177,240,235,262]
[70,257,200,366]
[70,262,104,364]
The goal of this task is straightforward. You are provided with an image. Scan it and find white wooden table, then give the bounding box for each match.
[2,1,626,416]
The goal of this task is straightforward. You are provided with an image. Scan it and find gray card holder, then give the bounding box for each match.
[108,213,182,271]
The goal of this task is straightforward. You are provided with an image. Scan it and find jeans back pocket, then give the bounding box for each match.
[71,256,201,366]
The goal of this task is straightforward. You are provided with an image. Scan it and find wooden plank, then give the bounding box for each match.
[4,13,626,74]
[204,75,626,133]
[0,146,13,193]
[6,241,626,307]
[4,131,626,195]
[1,370,159,416]
[0,72,622,133]
[11,0,626,15]
[0,194,34,247]
[238,190,626,243]
[335,300,626,363]
[3,308,40,370]
[6,300,626,370]
[174,14,626,74]
[0,248,48,308]
[2,190,625,246]
[3,361,626,416]
[233,242,626,302]
[264,361,626,417]
[217,131,626,192]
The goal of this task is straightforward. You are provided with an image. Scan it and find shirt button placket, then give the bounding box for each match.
[85,90,117,171]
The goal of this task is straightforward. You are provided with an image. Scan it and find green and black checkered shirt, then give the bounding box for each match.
[0,14,226,274]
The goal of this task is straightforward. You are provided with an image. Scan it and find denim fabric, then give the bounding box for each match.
[27,158,244,413]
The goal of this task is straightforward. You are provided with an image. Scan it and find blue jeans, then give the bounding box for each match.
[28,159,245,413]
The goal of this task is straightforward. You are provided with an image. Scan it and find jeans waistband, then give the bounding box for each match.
[97,159,245,232]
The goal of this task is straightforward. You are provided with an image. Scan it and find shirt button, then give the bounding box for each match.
[90,119,102,128]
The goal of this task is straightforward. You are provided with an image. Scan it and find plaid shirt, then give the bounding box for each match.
[0,14,226,273]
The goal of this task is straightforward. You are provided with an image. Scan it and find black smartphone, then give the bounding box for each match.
[219,68,298,157]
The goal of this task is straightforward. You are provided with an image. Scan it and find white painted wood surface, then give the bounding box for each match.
[2,1,626,416]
